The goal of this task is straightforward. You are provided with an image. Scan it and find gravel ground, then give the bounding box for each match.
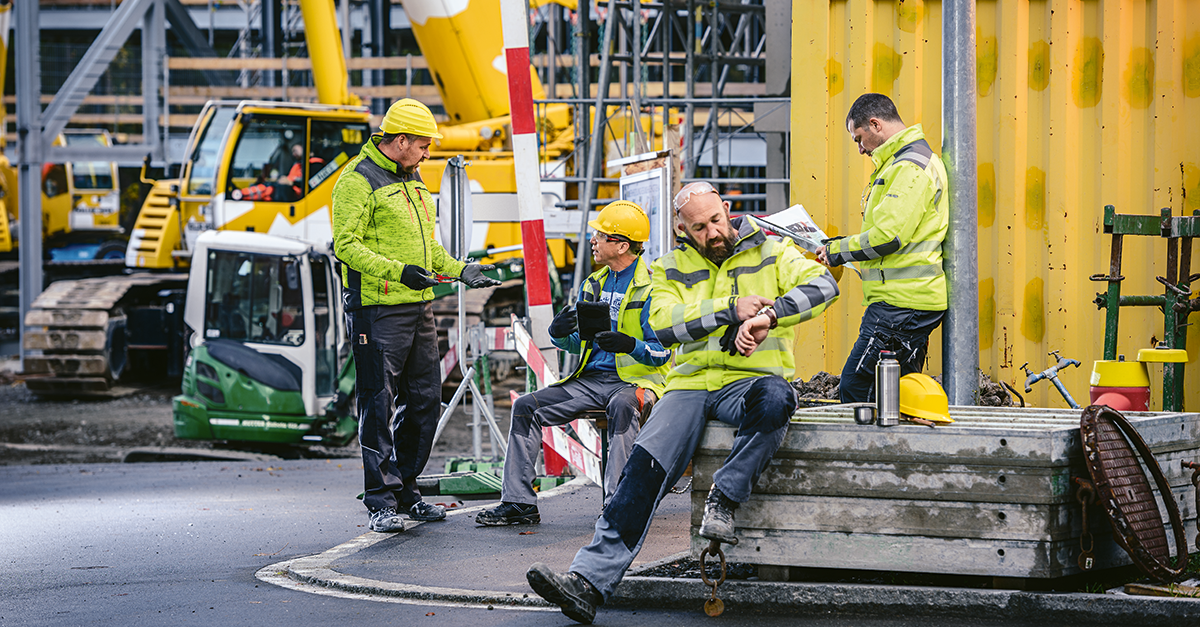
[0,369,519,467]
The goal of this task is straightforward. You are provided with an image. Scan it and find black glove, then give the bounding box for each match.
[718,323,740,356]
[461,263,502,288]
[548,306,577,339]
[594,331,637,354]
[400,264,438,290]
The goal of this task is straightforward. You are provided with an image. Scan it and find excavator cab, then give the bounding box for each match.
[173,229,356,446]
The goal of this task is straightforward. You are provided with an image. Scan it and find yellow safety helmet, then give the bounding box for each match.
[380,98,443,140]
[588,200,651,242]
[899,373,953,423]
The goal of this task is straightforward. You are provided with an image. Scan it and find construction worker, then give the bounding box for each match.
[816,93,949,403]
[332,98,502,533]
[475,201,671,527]
[525,182,840,624]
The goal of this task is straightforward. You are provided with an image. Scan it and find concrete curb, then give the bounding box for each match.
[258,478,1200,623]
[609,576,1200,625]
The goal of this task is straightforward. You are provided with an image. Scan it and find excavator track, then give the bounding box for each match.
[22,273,188,396]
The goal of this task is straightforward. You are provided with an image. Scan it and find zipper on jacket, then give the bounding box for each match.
[401,184,430,275]
[385,279,389,295]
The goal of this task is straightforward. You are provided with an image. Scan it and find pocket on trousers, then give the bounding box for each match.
[350,314,385,394]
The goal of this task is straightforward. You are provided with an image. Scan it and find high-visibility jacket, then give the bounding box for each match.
[332,135,464,309]
[650,217,840,392]
[826,124,948,311]
[552,257,670,397]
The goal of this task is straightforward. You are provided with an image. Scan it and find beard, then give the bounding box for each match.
[699,231,738,265]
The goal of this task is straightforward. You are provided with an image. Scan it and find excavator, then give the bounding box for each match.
[25,0,667,448]
[0,1,126,341]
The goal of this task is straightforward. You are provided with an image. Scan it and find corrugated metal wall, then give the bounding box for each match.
[791,0,1200,409]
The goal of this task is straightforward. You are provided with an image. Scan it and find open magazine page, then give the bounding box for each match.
[751,205,862,279]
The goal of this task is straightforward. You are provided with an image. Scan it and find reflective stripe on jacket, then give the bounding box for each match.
[826,124,948,311]
[332,135,465,308]
[553,257,670,397]
[650,216,840,392]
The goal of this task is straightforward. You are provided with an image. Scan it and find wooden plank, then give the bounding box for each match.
[22,355,111,376]
[23,309,109,328]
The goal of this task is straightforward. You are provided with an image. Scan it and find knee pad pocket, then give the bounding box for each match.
[605,446,667,551]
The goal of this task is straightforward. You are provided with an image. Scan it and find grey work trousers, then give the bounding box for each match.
[502,370,642,504]
[569,375,797,600]
[349,302,440,513]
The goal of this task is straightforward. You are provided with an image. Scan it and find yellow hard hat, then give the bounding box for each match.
[380,98,443,139]
[588,200,651,242]
[899,373,953,423]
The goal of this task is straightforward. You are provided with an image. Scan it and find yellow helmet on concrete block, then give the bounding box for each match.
[899,373,953,423]
[588,200,651,242]
[381,98,443,140]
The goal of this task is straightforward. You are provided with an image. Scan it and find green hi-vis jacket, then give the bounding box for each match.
[332,135,465,308]
[650,217,840,392]
[554,258,671,397]
[826,124,948,311]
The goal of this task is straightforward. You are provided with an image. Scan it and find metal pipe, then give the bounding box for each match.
[16,0,43,373]
[571,0,620,303]
[941,0,979,405]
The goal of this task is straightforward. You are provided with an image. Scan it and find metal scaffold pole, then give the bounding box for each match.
[942,0,979,405]
[15,0,43,373]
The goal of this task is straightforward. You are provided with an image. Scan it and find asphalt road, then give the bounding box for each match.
[1,459,1076,627]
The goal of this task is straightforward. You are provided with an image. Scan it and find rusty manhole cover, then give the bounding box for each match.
[1078,405,1188,582]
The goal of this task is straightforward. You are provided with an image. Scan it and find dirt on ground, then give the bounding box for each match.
[791,370,1016,406]
[0,368,519,467]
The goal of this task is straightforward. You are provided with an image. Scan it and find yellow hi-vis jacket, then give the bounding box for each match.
[826,124,948,311]
[650,217,840,392]
[553,257,670,397]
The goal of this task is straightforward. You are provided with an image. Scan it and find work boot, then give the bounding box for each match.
[368,507,405,533]
[406,501,446,522]
[698,485,739,545]
[475,502,541,526]
[526,562,603,625]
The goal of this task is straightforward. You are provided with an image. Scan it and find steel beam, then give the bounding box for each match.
[15,0,42,372]
[163,0,233,86]
[942,0,980,405]
[40,0,153,144]
[142,0,165,164]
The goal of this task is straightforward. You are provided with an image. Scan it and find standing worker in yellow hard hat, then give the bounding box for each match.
[332,98,503,533]
[475,200,671,527]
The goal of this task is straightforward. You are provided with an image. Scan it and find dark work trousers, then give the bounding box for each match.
[349,302,440,513]
[570,375,796,600]
[839,301,945,403]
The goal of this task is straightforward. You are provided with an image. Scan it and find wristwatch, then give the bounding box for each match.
[756,305,778,330]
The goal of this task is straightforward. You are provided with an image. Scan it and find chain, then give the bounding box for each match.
[670,477,693,494]
[1075,478,1096,570]
[1184,461,1200,547]
[699,539,727,617]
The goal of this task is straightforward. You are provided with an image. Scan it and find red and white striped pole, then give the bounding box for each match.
[500,0,555,355]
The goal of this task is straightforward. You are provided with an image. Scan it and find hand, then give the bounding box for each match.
[400,264,438,290]
[461,263,502,288]
[735,295,774,321]
[594,331,637,354]
[548,306,577,339]
[816,245,830,265]
[734,315,773,357]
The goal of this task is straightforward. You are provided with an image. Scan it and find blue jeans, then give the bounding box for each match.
[839,301,944,403]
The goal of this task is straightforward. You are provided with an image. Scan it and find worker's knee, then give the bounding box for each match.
[511,394,537,423]
[605,445,668,551]
[742,376,797,435]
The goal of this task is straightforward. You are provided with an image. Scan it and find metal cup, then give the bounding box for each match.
[854,405,876,425]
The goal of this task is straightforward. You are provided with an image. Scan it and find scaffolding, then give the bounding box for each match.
[530,0,784,216]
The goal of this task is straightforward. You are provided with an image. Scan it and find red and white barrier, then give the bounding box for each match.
[440,326,517,383]
[500,0,555,360]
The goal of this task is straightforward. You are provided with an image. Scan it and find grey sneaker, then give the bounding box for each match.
[475,502,540,526]
[526,562,603,624]
[368,507,405,533]
[407,501,446,522]
[698,485,739,545]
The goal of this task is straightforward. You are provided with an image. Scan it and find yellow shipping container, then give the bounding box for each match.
[791,0,1200,409]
